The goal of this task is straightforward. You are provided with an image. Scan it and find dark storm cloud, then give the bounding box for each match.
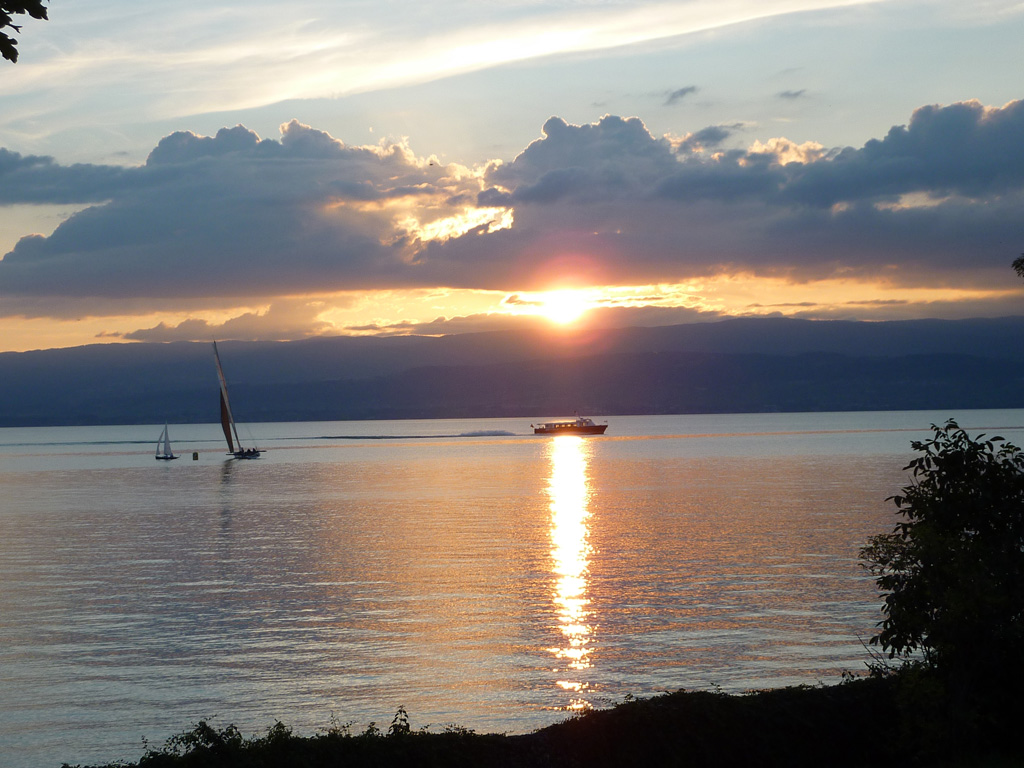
[655,156,785,202]
[0,147,133,203]
[145,125,264,164]
[452,100,1024,286]
[784,99,1024,205]
[489,115,680,203]
[2,99,1024,311]
[477,187,514,207]
[0,120,480,300]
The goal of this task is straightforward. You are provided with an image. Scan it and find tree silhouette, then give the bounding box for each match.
[1,1,47,63]
[862,420,1024,666]
[861,420,1024,746]
[1014,253,1024,280]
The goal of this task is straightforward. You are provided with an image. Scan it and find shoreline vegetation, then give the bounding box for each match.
[67,674,1023,768]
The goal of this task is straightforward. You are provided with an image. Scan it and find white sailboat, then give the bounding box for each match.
[155,423,178,460]
[212,340,261,459]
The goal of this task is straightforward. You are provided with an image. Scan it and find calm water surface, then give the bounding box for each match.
[2,410,1023,767]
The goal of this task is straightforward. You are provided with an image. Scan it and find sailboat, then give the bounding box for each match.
[212,340,262,459]
[155,423,179,460]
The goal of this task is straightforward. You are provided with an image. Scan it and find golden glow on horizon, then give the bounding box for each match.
[546,435,594,711]
[0,276,1020,353]
[539,289,591,325]
[701,274,1020,316]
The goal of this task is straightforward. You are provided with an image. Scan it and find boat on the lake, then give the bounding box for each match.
[155,423,178,460]
[532,414,608,435]
[213,341,262,459]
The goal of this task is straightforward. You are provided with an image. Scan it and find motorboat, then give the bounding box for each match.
[532,415,608,435]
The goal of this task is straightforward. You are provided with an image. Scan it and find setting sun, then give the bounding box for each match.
[540,290,590,324]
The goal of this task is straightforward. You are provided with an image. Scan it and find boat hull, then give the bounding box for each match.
[534,424,608,435]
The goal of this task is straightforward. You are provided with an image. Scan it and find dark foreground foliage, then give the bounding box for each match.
[0,0,47,62]
[65,674,1024,768]
[860,420,1024,751]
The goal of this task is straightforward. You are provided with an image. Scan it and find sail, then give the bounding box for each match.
[212,341,244,453]
[155,423,177,460]
[219,390,235,453]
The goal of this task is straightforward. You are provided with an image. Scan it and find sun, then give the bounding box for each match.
[540,290,590,324]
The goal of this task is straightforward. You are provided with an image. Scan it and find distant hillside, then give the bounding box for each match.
[2,316,1024,426]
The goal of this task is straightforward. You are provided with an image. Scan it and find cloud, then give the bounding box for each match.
[488,115,680,201]
[345,312,546,337]
[0,0,879,140]
[343,303,721,337]
[0,148,132,204]
[783,99,1024,205]
[778,89,807,99]
[502,293,542,309]
[671,124,743,153]
[746,137,826,165]
[3,99,1024,319]
[467,102,1024,286]
[664,86,698,106]
[0,120,491,299]
[121,299,335,342]
[782,294,1024,322]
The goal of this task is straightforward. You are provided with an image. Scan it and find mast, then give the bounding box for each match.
[212,341,244,453]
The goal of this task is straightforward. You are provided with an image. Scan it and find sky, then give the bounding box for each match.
[1,0,1023,353]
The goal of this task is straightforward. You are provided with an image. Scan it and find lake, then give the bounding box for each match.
[2,409,1022,768]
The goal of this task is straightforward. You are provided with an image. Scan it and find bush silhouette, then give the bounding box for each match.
[861,419,1024,747]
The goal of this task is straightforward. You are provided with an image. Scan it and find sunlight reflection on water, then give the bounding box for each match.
[546,435,594,710]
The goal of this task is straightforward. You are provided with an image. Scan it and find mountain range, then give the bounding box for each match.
[2,316,1023,426]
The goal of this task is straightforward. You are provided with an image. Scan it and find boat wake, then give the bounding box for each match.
[0,439,173,448]
[303,430,520,440]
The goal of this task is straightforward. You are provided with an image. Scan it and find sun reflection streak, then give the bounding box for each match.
[546,435,595,710]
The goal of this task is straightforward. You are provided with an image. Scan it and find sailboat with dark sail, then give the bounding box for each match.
[213,341,262,459]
